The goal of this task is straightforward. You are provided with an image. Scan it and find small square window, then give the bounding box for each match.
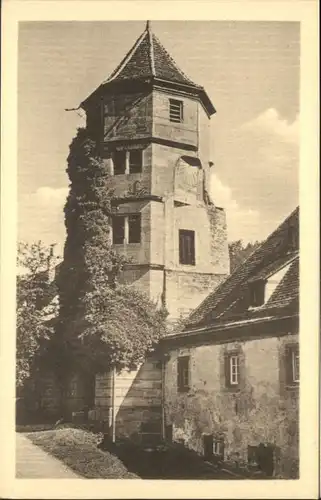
[179,230,195,266]
[113,151,126,175]
[112,216,125,244]
[129,150,143,174]
[128,214,141,244]
[177,356,190,392]
[169,99,184,123]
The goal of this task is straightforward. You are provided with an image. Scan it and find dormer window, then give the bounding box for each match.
[249,281,265,307]
[169,99,184,123]
[287,225,298,252]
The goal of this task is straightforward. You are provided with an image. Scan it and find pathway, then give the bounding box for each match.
[16,433,81,479]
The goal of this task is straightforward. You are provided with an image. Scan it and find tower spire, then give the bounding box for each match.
[146,20,151,31]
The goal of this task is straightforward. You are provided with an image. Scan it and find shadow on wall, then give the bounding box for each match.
[113,357,163,445]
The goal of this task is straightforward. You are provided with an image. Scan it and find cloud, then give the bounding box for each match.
[209,173,260,242]
[241,108,299,145]
[212,108,299,241]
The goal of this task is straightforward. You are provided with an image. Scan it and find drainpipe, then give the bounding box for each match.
[161,356,166,441]
[161,353,170,442]
[111,366,116,443]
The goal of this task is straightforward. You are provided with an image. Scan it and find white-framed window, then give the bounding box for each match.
[230,355,239,385]
[169,98,184,123]
[213,441,222,455]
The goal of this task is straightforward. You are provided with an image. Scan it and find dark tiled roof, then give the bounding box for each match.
[186,207,299,328]
[248,252,298,283]
[105,23,200,87]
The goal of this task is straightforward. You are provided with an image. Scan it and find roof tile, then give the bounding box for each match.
[105,25,199,87]
[186,207,299,328]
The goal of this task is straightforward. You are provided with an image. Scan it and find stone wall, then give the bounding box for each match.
[164,270,226,319]
[114,197,229,320]
[90,357,163,444]
[164,332,299,477]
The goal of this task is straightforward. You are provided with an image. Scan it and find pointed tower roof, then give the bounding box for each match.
[104,20,199,87]
[81,21,215,116]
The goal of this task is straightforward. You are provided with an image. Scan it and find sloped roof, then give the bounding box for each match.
[186,207,299,329]
[81,22,215,116]
[105,21,200,87]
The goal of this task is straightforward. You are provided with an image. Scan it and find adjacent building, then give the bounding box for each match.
[161,207,299,478]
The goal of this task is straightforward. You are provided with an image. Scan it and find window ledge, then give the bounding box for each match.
[224,386,241,393]
[285,383,299,390]
[248,305,265,311]
[113,242,141,246]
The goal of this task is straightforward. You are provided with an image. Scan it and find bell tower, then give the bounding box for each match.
[80,21,229,319]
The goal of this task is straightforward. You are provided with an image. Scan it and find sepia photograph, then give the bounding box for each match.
[0,1,319,498]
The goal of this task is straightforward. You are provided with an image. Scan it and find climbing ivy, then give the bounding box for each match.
[57,127,167,374]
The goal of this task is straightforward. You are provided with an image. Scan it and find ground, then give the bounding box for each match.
[17,426,138,479]
[16,425,241,479]
[16,434,80,479]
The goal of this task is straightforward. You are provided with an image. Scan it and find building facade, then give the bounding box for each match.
[161,207,299,478]
[81,21,229,320]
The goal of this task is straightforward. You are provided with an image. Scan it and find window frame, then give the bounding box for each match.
[112,215,125,245]
[292,350,299,383]
[169,98,184,123]
[129,150,143,174]
[285,344,299,387]
[177,355,190,393]
[225,351,242,389]
[229,355,239,385]
[179,229,196,266]
[112,150,126,175]
[249,280,265,307]
[128,214,141,244]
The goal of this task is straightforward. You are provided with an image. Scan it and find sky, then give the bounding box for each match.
[18,20,300,254]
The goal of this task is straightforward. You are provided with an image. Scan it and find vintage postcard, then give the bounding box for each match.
[0,0,319,498]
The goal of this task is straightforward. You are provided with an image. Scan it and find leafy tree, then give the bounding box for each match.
[16,241,59,388]
[57,128,167,378]
[228,239,262,273]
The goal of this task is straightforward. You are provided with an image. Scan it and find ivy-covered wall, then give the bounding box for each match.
[164,333,299,478]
